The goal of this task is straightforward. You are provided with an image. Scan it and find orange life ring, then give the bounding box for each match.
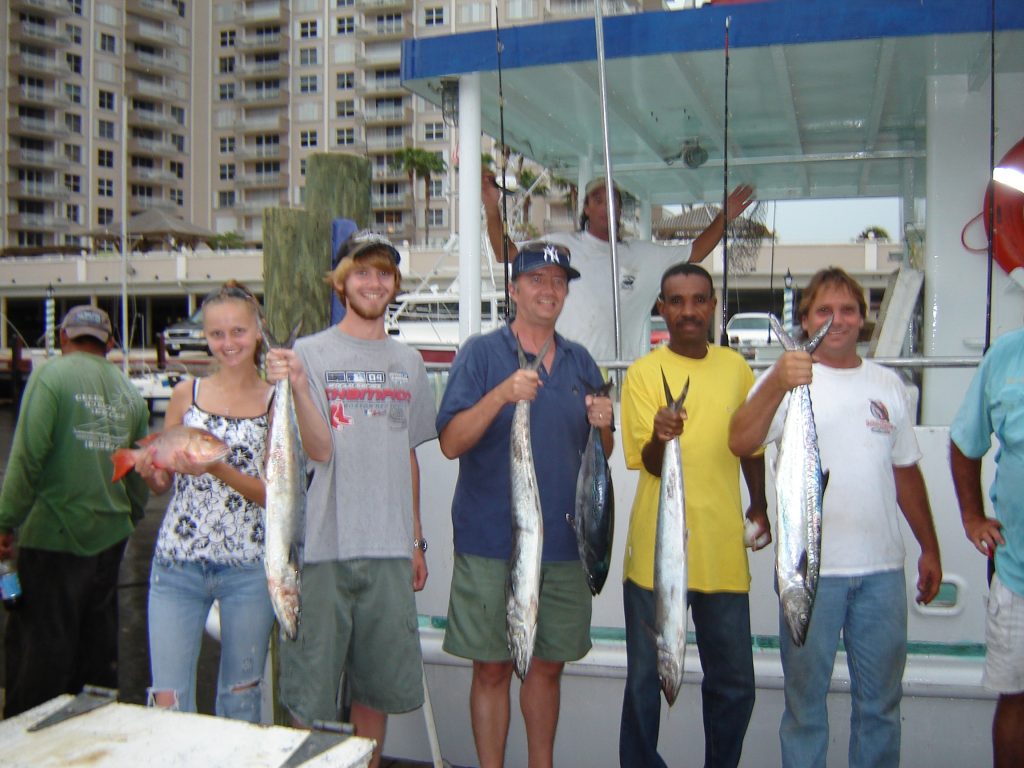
[983,136,1024,277]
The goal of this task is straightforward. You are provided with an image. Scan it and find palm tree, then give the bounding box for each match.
[550,174,578,222]
[856,225,891,242]
[392,148,447,244]
[517,168,549,228]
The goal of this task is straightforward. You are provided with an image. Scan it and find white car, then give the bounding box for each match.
[726,312,775,354]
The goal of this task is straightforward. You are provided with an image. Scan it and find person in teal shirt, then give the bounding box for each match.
[951,327,1024,768]
[0,305,149,717]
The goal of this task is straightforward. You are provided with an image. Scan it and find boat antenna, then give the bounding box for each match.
[496,9,511,320]
[983,0,995,353]
[719,16,731,346]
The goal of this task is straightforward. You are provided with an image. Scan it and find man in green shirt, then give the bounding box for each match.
[0,305,149,717]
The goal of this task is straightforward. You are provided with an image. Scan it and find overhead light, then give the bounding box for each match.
[682,140,708,169]
[440,77,459,127]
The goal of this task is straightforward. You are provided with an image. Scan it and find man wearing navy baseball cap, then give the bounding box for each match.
[436,240,614,767]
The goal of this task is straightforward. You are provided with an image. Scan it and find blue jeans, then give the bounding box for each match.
[779,569,907,768]
[620,580,755,768]
[148,559,275,722]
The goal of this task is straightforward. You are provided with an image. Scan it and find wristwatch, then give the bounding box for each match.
[413,538,428,553]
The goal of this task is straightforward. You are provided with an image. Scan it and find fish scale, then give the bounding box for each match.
[571,379,615,596]
[770,314,832,647]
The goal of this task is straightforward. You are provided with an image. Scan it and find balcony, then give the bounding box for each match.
[234,112,289,134]
[370,192,411,209]
[128,136,180,157]
[355,79,406,98]
[235,172,286,189]
[8,181,71,202]
[361,105,413,126]
[356,0,412,9]
[125,50,187,76]
[234,143,287,161]
[127,166,180,184]
[10,19,72,46]
[130,0,182,21]
[235,88,289,107]
[126,75,188,102]
[366,136,409,152]
[233,2,286,25]
[543,0,640,20]
[355,19,411,41]
[14,85,73,107]
[130,108,181,130]
[354,52,401,70]
[10,0,67,16]
[236,32,288,52]
[10,52,65,76]
[9,114,70,139]
[125,20,186,48]
[130,196,178,212]
[7,148,72,169]
[371,165,406,183]
[236,59,286,78]
[235,195,287,213]
[7,212,63,230]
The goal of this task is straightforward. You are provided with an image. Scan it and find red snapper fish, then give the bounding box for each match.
[111,425,230,482]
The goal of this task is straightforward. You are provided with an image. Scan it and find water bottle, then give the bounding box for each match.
[0,559,22,609]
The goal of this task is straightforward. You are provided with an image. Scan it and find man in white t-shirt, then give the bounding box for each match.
[484,175,755,363]
[729,267,942,768]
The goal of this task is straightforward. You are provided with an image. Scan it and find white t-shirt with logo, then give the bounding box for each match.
[540,231,692,363]
[759,360,921,576]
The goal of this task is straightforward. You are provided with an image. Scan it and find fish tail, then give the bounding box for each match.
[111,448,137,482]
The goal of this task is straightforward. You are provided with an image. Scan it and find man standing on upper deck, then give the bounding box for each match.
[729,266,942,768]
[619,262,768,768]
[950,327,1024,768]
[483,173,755,362]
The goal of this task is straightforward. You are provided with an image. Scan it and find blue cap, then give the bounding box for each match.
[511,241,581,281]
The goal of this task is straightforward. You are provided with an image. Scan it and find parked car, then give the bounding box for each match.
[726,312,774,356]
[161,308,208,356]
[650,316,669,348]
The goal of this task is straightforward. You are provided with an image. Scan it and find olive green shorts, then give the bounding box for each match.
[443,554,592,663]
[278,558,423,722]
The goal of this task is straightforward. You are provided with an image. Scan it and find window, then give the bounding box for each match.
[336,0,354,6]
[219,164,236,180]
[300,130,318,148]
[428,209,445,227]
[336,17,354,34]
[221,30,236,47]
[299,47,318,66]
[98,119,115,139]
[219,83,235,101]
[170,189,184,206]
[65,113,82,134]
[172,135,185,152]
[220,136,236,153]
[98,90,115,110]
[65,83,82,104]
[171,106,186,125]
[100,33,116,53]
[425,7,445,25]
[461,2,487,23]
[98,179,114,197]
[66,204,81,223]
[218,191,236,207]
[98,208,114,225]
[337,72,354,90]
[66,54,82,74]
[219,56,235,73]
[131,184,154,199]
[300,158,308,176]
[429,178,443,198]
[508,0,535,19]
[65,144,82,163]
[69,0,84,15]
[254,161,280,174]
[424,122,445,141]
[67,24,82,44]
[300,20,319,38]
[98,149,114,168]
[336,127,355,146]
[65,174,81,193]
[170,161,184,179]
[299,75,319,94]
[336,100,355,118]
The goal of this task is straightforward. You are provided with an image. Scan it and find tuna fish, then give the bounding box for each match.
[770,314,832,647]
[263,324,307,641]
[654,370,689,706]
[111,425,229,482]
[506,336,550,680]
[571,380,615,596]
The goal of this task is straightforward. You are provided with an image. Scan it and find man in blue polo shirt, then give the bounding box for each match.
[437,242,614,768]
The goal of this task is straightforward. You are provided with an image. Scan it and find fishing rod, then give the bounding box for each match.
[719,16,731,347]
[983,0,995,353]
[496,8,511,320]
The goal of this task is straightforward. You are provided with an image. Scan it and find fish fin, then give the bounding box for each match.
[565,512,575,528]
[136,432,160,447]
[769,315,799,351]
[821,469,830,495]
[110,449,136,482]
[797,550,808,582]
[660,367,675,407]
[804,315,834,354]
[515,334,528,368]
[676,376,690,410]
[516,334,550,372]
[260,319,303,350]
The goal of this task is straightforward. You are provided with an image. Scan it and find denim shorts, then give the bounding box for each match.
[278,558,423,722]
[983,573,1024,694]
[443,554,592,663]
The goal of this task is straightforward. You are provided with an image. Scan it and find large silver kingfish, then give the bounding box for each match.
[571,379,615,596]
[654,371,689,706]
[263,324,307,641]
[506,337,550,680]
[770,314,832,647]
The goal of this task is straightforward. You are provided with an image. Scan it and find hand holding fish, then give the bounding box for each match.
[133,446,173,493]
[265,348,307,389]
[584,394,614,429]
[652,405,686,443]
[744,506,773,551]
[771,350,814,392]
[501,368,542,404]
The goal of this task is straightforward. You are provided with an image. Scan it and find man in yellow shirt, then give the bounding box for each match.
[619,263,768,768]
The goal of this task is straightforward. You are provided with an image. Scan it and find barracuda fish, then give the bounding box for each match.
[506,336,550,680]
[110,425,229,483]
[654,370,689,706]
[571,380,615,596]
[770,314,832,647]
[263,324,306,641]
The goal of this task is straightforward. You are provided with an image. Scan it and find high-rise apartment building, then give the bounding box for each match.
[1,0,456,255]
